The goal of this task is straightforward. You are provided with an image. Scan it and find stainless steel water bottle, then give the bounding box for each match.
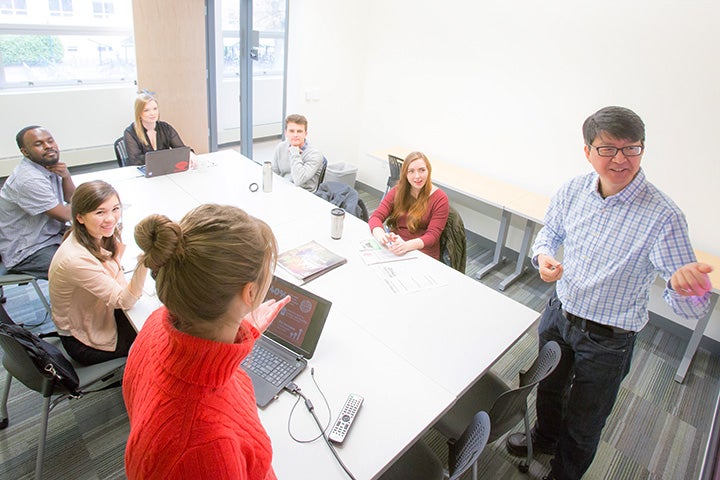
[262,161,272,192]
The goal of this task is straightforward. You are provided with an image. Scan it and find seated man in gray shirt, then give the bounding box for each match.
[272,114,325,192]
[0,126,76,279]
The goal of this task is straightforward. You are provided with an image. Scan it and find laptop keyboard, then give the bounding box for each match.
[242,343,296,386]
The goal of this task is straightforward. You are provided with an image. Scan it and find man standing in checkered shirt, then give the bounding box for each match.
[506,106,713,480]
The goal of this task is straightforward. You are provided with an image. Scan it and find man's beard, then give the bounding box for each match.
[33,152,60,167]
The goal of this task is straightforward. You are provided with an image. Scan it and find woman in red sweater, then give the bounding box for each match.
[123,204,290,480]
[368,151,449,260]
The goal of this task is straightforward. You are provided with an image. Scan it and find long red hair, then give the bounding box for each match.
[387,151,433,233]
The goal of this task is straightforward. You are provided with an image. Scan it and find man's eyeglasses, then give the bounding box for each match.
[589,144,644,157]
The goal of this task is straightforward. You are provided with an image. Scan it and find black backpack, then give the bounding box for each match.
[0,321,81,397]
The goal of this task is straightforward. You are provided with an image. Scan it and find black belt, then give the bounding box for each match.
[562,309,634,338]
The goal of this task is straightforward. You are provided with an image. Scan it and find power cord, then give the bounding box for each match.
[286,383,328,443]
[284,369,357,480]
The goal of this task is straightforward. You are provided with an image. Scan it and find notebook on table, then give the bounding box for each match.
[241,275,332,408]
[137,146,191,177]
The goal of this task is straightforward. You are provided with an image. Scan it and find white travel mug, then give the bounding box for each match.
[262,161,272,192]
[330,208,345,239]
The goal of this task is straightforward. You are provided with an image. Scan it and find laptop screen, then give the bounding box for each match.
[262,275,331,359]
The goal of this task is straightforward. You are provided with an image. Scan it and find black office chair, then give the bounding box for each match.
[440,206,467,273]
[380,411,491,480]
[315,156,328,192]
[434,341,561,473]
[384,154,403,197]
[113,137,128,167]
[0,304,126,480]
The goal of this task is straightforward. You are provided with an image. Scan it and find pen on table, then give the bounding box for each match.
[384,225,393,246]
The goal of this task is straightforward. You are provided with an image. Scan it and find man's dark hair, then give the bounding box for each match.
[582,107,645,145]
[16,125,43,150]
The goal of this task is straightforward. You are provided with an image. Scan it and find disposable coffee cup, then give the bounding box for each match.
[331,208,345,239]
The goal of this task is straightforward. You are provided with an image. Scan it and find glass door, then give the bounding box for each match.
[207,0,287,162]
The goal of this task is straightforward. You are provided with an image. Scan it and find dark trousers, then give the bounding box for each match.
[60,309,137,366]
[534,295,636,480]
[7,244,60,280]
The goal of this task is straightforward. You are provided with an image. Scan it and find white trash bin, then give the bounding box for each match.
[325,162,358,188]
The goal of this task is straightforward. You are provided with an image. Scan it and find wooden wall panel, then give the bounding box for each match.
[131,0,208,154]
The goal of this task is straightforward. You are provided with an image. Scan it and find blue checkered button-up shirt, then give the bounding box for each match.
[532,168,711,331]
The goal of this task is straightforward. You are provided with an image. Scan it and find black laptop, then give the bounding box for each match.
[138,146,191,177]
[241,275,332,407]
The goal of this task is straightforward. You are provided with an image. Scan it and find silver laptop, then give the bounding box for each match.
[241,275,332,408]
[138,146,191,177]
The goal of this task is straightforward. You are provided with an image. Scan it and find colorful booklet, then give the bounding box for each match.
[277,240,348,284]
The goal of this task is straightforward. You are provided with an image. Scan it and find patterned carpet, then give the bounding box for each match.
[0,183,717,479]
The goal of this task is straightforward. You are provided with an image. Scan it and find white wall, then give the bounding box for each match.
[284,0,368,169]
[285,0,720,338]
[0,85,138,175]
[0,78,283,175]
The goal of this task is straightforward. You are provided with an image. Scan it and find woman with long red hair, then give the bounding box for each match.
[368,151,449,260]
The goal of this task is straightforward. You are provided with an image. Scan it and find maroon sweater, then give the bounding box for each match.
[369,186,450,260]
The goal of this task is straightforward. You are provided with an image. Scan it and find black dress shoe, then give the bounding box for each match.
[506,432,556,456]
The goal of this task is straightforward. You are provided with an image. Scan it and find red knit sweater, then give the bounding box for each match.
[123,307,276,480]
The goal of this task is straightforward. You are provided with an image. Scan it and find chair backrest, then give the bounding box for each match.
[486,341,561,443]
[317,157,328,186]
[448,410,491,480]
[440,205,467,273]
[519,340,562,387]
[388,154,403,176]
[114,137,128,168]
[386,154,403,191]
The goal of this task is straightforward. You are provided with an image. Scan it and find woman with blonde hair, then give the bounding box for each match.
[369,151,450,260]
[123,204,290,480]
[122,91,189,166]
[49,180,148,365]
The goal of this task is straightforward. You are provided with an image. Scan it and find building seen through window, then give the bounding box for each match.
[221,0,286,78]
[0,0,134,88]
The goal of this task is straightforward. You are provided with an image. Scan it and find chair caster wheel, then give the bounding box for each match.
[518,462,529,473]
[0,417,8,429]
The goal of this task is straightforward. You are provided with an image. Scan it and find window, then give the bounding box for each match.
[92,1,112,19]
[0,0,27,16]
[221,0,285,78]
[0,0,134,89]
[48,0,73,17]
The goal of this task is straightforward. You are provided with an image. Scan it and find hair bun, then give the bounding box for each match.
[134,214,183,273]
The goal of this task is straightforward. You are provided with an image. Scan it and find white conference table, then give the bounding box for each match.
[73,150,539,479]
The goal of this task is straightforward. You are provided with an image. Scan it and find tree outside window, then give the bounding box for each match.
[0,0,134,89]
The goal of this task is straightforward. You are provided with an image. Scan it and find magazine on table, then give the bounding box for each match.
[277,240,347,284]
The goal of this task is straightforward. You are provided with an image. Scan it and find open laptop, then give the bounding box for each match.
[241,275,332,407]
[137,146,191,177]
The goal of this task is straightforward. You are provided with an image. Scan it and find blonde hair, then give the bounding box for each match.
[134,204,277,332]
[387,151,433,232]
[133,92,158,147]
